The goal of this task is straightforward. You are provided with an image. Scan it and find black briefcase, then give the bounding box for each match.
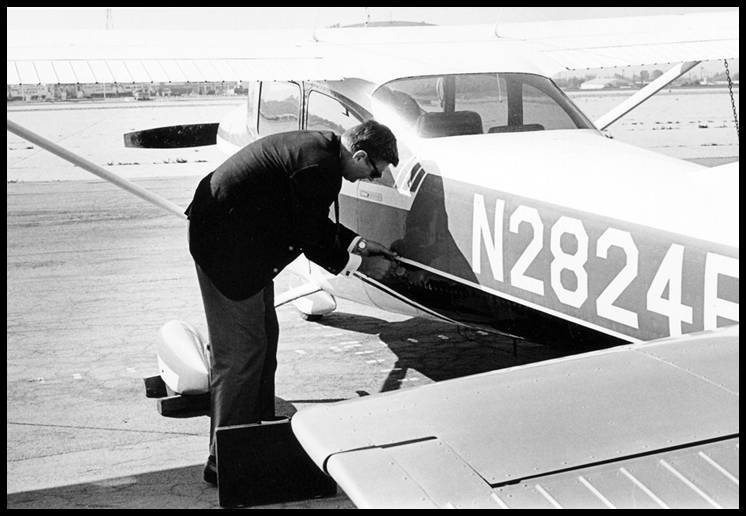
[215,418,337,508]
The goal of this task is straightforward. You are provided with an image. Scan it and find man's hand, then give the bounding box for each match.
[358,255,397,280]
[357,240,398,259]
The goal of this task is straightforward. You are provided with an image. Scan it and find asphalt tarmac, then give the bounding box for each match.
[7,175,574,509]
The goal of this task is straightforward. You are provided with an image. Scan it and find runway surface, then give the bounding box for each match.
[7,175,575,509]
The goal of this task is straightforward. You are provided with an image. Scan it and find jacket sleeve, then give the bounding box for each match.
[288,166,358,275]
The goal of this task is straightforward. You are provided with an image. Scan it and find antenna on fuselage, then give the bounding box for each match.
[493,7,505,38]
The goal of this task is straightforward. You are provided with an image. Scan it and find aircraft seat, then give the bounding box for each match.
[415,111,483,138]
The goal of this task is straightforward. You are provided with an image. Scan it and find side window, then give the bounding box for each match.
[375,73,591,137]
[258,81,301,136]
[455,74,507,130]
[522,83,576,130]
[307,91,361,134]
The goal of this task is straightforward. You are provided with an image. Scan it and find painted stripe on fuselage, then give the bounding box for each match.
[354,271,463,326]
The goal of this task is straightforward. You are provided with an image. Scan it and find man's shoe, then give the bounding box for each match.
[203,455,217,486]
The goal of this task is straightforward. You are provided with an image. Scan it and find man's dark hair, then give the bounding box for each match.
[343,120,399,167]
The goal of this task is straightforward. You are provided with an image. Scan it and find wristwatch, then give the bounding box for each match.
[356,239,367,253]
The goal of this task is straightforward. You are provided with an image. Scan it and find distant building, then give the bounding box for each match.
[580,77,636,90]
[7,81,243,102]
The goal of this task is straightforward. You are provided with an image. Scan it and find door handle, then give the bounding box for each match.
[359,190,383,202]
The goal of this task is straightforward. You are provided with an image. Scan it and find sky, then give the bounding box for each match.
[6,7,739,31]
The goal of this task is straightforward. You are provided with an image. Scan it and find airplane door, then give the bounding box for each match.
[356,167,409,253]
[356,158,483,321]
[355,170,422,317]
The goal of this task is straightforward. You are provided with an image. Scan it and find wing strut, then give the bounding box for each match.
[7,119,187,220]
[594,61,700,131]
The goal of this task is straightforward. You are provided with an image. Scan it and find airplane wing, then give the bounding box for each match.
[292,325,739,508]
[494,11,740,72]
[6,28,345,84]
[7,11,738,85]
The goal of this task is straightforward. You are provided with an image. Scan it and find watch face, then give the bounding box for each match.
[358,240,367,250]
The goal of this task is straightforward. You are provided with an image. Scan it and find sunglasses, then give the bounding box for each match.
[367,156,382,179]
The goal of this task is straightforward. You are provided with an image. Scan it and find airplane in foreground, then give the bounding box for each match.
[7,10,739,508]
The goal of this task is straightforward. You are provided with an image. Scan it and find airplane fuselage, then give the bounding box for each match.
[217,73,739,348]
[347,131,739,344]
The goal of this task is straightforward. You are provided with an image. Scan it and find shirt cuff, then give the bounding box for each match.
[341,252,362,276]
[347,236,363,253]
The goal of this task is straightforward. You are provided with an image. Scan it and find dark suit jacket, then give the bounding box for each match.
[186,131,358,300]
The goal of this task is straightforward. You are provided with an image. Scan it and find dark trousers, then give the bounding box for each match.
[196,265,279,457]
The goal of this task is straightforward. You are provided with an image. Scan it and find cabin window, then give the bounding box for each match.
[374,73,593,138]
[307,91,362,134]
[258,81,301,136]
[521,83,578,131]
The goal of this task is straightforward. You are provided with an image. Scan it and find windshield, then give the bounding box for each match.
[374,73,594,138]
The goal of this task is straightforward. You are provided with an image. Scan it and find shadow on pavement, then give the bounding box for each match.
[309,311,592,394]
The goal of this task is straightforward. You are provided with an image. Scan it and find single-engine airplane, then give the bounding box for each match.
[7,10,739,508]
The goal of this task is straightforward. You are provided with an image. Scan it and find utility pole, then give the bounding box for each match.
[106,9,113,100]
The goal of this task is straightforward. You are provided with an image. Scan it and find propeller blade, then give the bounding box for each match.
[124,123,219,148]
